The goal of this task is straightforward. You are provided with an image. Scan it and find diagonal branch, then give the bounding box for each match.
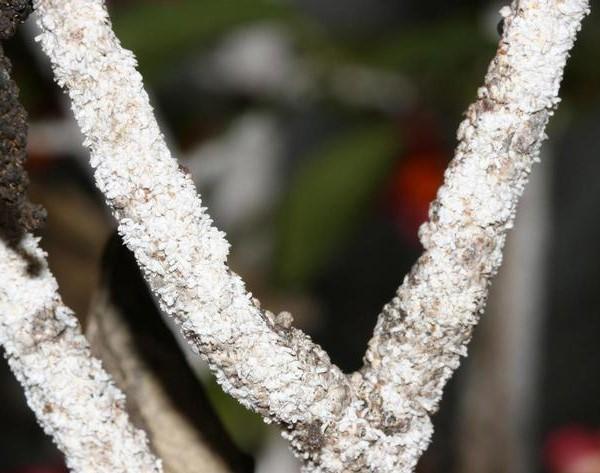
[32,0,589,471]
[33,0,351,456]
[355,0,590,470]
[87,232,254,473]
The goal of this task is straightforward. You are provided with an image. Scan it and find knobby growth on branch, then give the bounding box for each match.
[0,0,590,472]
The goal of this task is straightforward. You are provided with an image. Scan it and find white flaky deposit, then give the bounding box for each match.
[0,235,162,473]
[352,1,590,472]
[33,0,350,451]
[32,0,589,471]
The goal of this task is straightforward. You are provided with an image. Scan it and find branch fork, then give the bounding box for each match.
[0,0,590,471]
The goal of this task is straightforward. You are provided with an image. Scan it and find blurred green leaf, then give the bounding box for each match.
[277,123,399,286]
[299,16,494,106]
[111,0,298,80]
[203,376,268,453]
[110,1,495,104]
[561,10,600,108]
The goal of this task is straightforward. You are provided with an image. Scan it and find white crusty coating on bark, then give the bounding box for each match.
[0,235,162,473]
[348,1,589,472]
[33,0,589,471]
[33,0,349,443]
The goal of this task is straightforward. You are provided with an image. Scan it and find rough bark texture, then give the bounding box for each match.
[32,0,589,471]
[0,0,31,39]
[87,233,254,473]
[0,0,45,271]
[354,2,589,471]
[34,0,351,457]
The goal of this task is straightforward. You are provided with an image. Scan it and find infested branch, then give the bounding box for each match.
[33,0,351,457]
[32,0,590,471]
[354,1,589,470]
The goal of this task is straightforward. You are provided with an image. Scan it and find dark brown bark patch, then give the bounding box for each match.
[0,1,46,273]
[0,0,31,40]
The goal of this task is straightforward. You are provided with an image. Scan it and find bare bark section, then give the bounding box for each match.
[0,0,31,38]
[32,0,589,471]
[87,233,253,473]
[457,155,549,473]
[0,236,162,473]
[0,0,46,269]
[88,289,235,473]
[33,0,350,455]
[356,1,588,471]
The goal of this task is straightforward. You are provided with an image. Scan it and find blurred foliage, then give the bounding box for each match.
[203,377,268,453]
[277,123,400,286]
[301,17,494,107]
[561,8,600,110]
[110,0,298,79]
[110,1,494,106]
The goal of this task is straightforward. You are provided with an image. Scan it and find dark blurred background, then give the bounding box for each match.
[2,1,600,472]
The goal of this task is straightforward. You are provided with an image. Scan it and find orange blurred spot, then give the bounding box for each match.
[387,150,445,242]
[545,426,600,473]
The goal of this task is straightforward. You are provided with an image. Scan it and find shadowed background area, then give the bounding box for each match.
[1,1,600,472]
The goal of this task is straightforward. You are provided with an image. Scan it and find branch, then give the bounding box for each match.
[32,0,589,471]
[0,237,162,473]
[357,0,589,469]
[33,0,351,456]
